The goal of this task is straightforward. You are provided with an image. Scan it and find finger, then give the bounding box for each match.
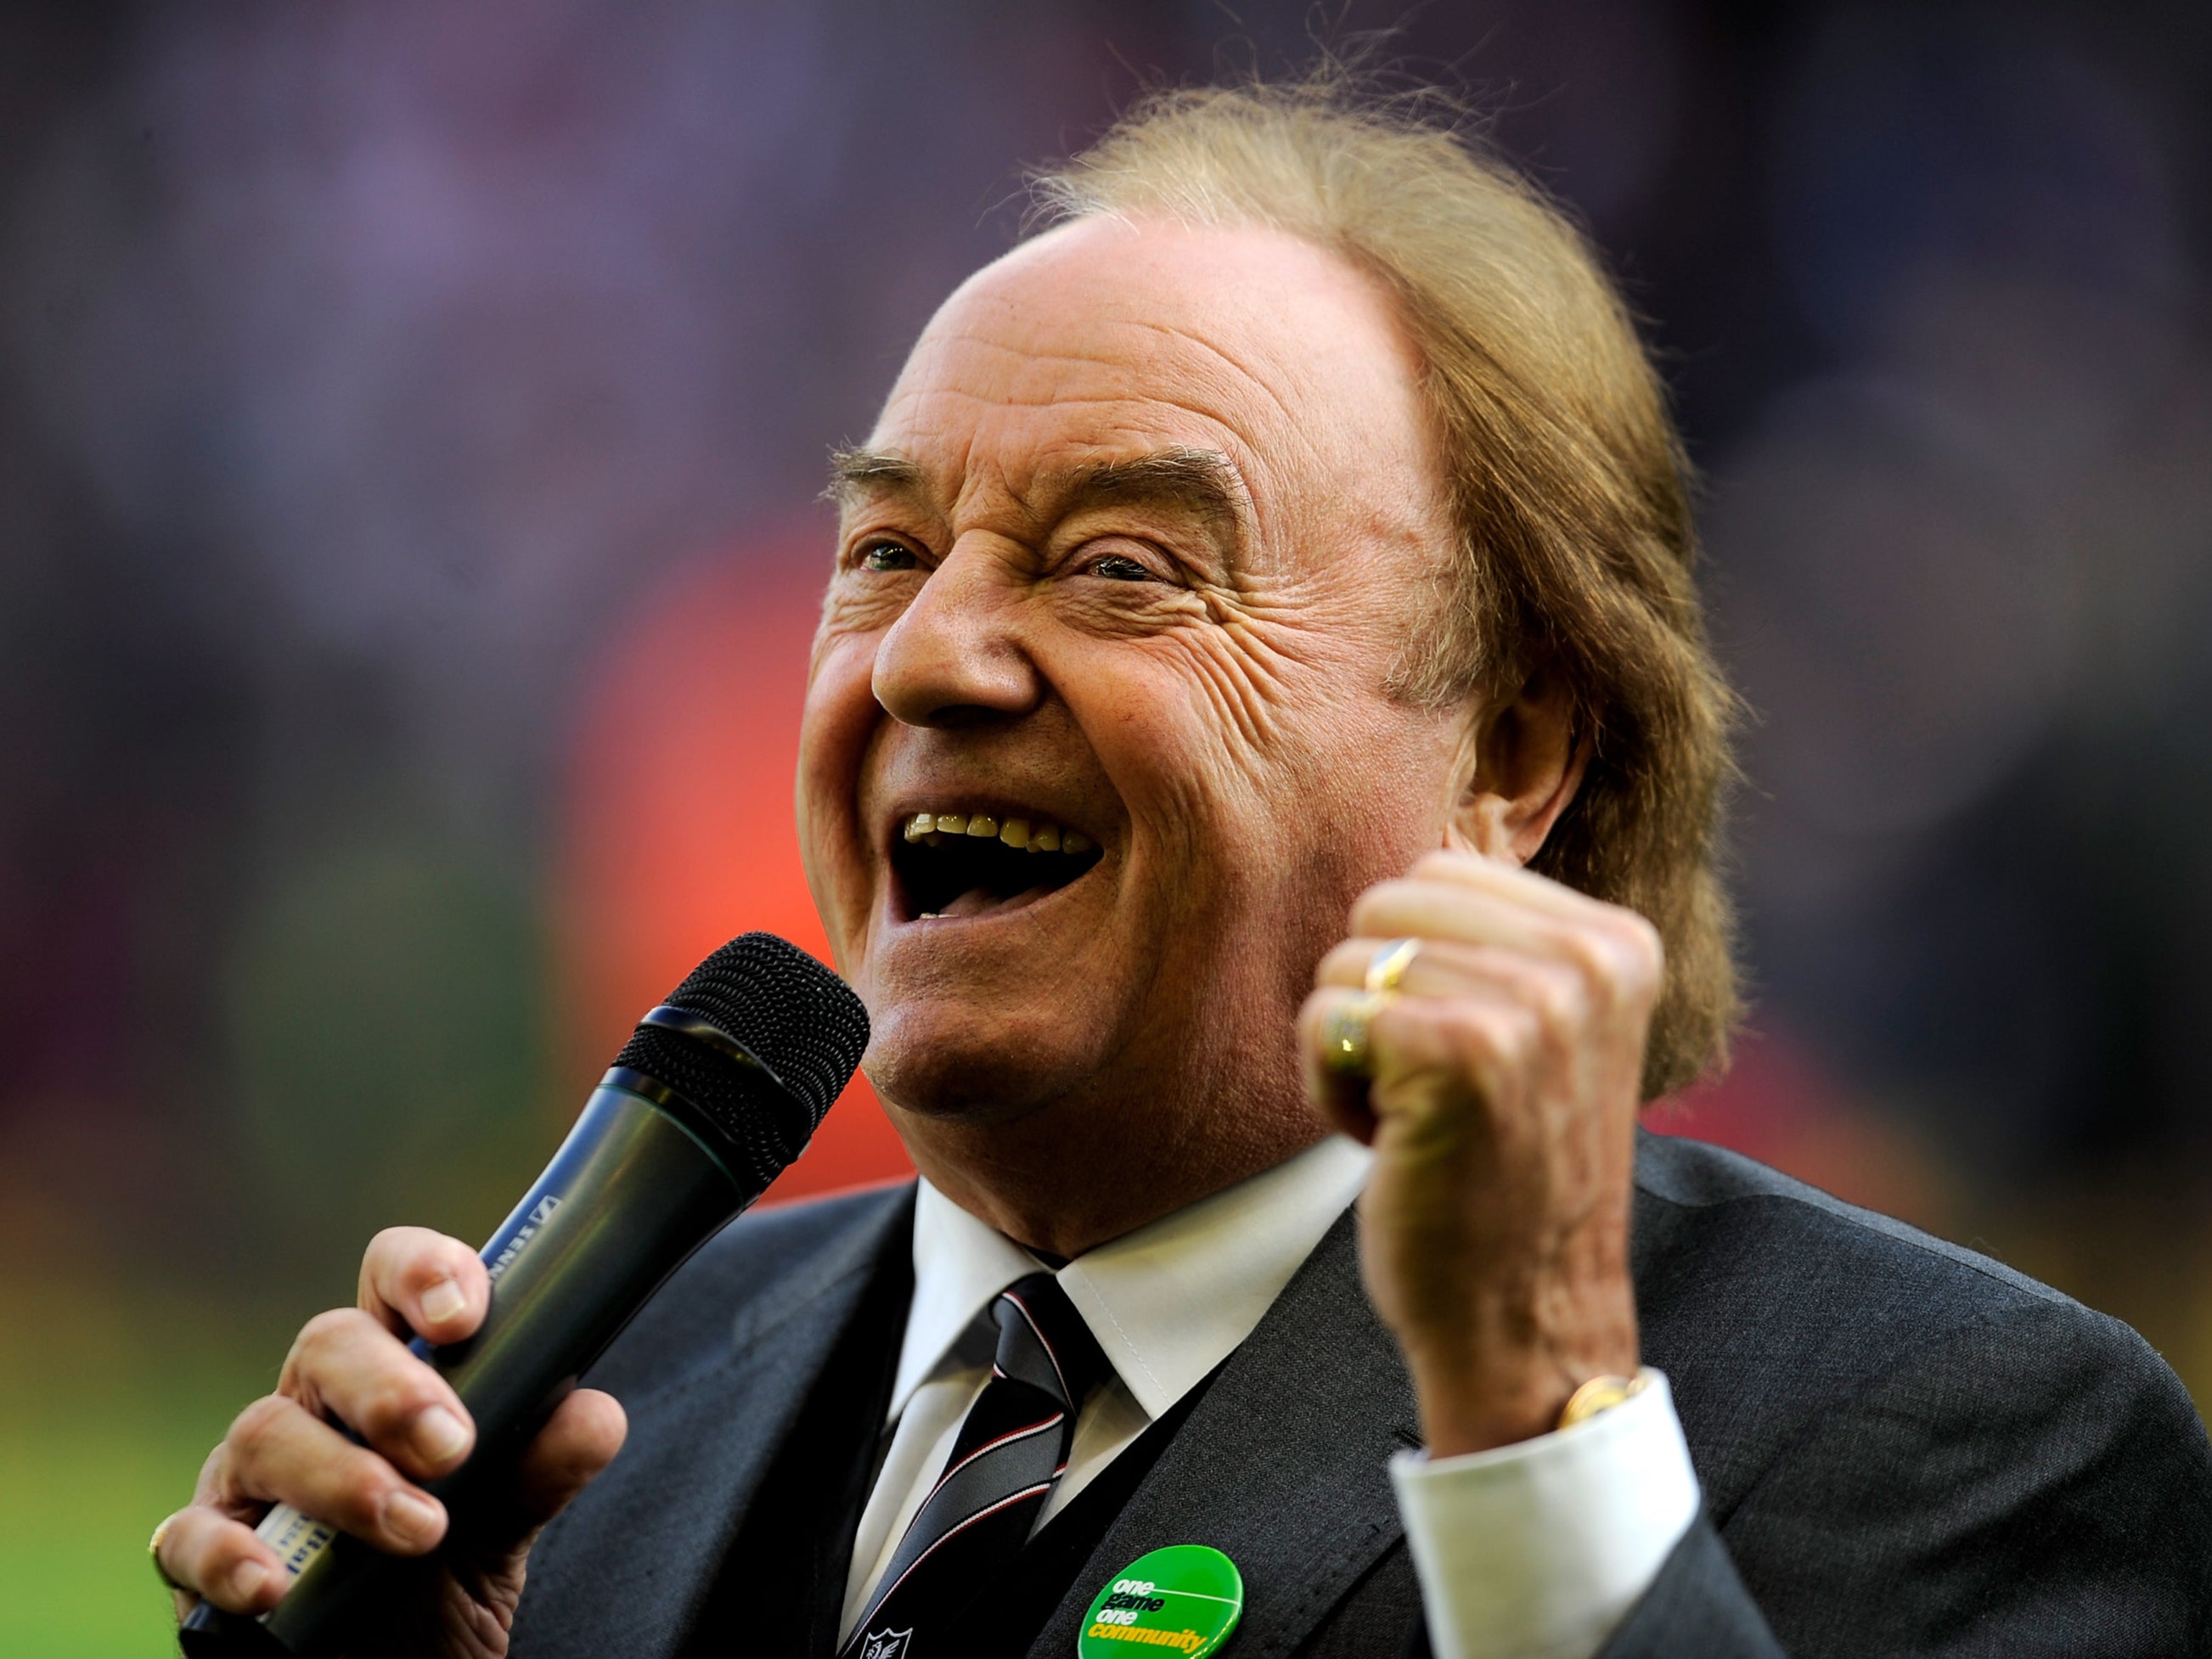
[1360,989,1640,1201]
[1348,881,1660,1012]
[1331,939,1596,1052]
[1351,880,1573,959]
[1406,847,1633,928]
[507,1388,628,1533]
[1297,987,1385,1141]
[359,1225,490,1345]
[1404,852,1666,984]
[1364,992,1533,1129]
[155,1505,286,1617]
[1302,978,1544,1116]
[1317,936,1577,1003]
[220,1393,449,1556]
[277,1308,476,1480]
[456,1386,628,1564]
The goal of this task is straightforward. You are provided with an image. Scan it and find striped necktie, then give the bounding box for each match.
[843,1271,1111,1657]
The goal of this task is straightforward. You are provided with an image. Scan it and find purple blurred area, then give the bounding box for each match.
[3,0,2211,1404]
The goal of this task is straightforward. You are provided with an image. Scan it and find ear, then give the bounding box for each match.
[1444,660,1590,865]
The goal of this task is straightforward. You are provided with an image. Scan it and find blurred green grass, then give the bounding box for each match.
[2,1413,221,1656]
[0,1277,290,1658]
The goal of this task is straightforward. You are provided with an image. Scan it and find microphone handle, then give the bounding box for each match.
[181,1074,759,1656]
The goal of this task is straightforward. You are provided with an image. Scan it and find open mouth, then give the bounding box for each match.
[890,809,1104,922]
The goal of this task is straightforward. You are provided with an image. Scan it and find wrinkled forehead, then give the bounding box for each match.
[864,217,1443,538]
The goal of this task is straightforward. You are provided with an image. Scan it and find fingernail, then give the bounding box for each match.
[229,1559,269,1604]
[414,1404,470,1465]
[383,1490,443,1546]
[419,1277,466,1324]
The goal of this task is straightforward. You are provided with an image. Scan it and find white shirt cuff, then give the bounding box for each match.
[1389,1369,1699,1659]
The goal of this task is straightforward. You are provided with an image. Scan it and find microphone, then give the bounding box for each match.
[179,931,870,1657]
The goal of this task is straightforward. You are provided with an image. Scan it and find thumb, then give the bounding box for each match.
[459,1387,627,1563]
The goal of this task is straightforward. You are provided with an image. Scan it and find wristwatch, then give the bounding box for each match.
[1557,1370,1651,1431]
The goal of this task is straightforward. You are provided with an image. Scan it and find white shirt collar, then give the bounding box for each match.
[891,1134,1374,1424]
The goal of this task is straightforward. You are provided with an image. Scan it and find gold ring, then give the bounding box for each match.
[1364,937,1421,995]
[1321,992,1387,1077]
[149,1511,189,1595]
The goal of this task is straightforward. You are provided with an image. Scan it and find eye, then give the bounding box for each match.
[1086,554,1153,582]
[858,540,917,572]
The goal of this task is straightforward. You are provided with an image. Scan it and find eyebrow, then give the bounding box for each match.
[825,446,927,501]
[825,443,1252,564]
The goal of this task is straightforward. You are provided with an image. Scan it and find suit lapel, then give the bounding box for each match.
[515,1187,914,1659]
[1030,1208,1418,1659]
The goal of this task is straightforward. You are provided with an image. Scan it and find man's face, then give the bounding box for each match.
[798,217,1467,1169]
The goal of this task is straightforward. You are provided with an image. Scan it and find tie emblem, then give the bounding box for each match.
[858,1629,914,1659]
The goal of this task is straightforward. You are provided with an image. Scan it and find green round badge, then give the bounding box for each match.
[1078,1544,1244,1657]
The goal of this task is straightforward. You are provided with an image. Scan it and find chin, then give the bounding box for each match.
[861,998,1102,1127]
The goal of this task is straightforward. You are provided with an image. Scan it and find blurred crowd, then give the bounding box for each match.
[1,2,2208,1645]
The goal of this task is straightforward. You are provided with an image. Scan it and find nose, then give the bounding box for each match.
[871,537,1043,728]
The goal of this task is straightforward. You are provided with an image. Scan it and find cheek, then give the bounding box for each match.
[1078,627,1416,846]
[1074,654,1251,867]
[1089,641,1461,895]
[795,631,884,956]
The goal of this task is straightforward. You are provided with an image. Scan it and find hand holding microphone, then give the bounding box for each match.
[157,1223,621,1651]
[156,933,870,1657]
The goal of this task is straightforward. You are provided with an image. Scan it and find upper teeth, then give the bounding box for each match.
[903,811,1094,856]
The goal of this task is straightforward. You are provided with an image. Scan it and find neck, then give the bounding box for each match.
[892,1083,1326,1257]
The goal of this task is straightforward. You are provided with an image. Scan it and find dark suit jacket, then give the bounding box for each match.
[509,1133,2212,1657]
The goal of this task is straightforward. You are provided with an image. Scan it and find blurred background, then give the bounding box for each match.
[2,0,2208,1649]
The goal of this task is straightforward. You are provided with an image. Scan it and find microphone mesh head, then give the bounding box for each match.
[611,933,870,1184]
[658,932,869,1122]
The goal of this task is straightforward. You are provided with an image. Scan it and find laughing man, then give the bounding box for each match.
[159,81,2212,1658]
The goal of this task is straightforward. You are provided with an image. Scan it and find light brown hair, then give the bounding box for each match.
[1032,77,1741,1096]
